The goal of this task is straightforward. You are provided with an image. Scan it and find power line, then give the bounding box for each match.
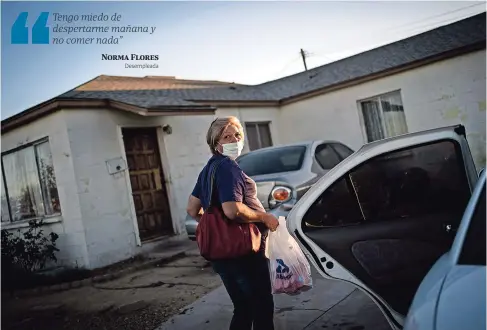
[389,10,486,36]
[272,5,486,77]
[363,4,485,41]
[304,6,485,70]
[273,55,301,76]
[387,2,485,32]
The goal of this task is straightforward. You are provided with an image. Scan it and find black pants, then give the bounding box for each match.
[212,253,275,330]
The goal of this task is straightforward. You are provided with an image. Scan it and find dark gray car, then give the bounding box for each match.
[185,140,354,240]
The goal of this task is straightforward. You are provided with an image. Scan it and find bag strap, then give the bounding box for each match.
[205,158,226,211]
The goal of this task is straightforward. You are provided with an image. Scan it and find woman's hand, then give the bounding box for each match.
[262,214,279,232]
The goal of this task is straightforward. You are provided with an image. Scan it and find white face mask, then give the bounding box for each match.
[219,141,244,159]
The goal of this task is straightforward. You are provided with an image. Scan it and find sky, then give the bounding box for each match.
[1,1,486,119]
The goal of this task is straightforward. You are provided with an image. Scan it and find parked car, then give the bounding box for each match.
[185,140,354,240]
[286,125,486,330]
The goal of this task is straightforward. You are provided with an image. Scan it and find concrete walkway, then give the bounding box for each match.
[156,272,392,330]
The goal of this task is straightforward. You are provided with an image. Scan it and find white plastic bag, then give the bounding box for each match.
[267,216,313,295]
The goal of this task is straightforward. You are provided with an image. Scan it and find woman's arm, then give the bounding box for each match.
[187,195,203,222]
[222,201,279,231]
[188,169,204,221]
[215,162,279,231]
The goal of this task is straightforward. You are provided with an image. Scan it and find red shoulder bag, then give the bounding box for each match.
[196,159,261,261]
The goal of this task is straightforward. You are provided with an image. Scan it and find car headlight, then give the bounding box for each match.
[269,186,292,208]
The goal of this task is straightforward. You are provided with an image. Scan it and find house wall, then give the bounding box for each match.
[216,107,280,154]
[277,50,486,170]
[1,111,90,269]
[63,109,213,269]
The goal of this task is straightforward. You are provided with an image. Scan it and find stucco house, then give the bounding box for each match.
[1,13,485,270]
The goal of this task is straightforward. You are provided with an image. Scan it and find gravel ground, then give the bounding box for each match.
[4,303,193,330]
[2,255,222,330]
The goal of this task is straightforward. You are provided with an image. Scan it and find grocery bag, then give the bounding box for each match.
[267,216,313,295]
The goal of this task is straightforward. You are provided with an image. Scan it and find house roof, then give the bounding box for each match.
[2,12,486,132]
[76,75,244,91]
[64,12,486,105]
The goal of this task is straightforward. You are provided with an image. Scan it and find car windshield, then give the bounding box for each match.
[237,146,307,176]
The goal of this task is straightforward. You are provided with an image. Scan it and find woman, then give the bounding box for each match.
[187,116,279,330]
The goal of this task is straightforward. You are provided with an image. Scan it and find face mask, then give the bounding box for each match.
[219,141,244,159]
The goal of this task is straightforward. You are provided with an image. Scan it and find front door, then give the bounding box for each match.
[122,127,173,241]
[287,125,479,329]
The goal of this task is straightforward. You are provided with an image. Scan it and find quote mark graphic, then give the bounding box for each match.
[11,12,28,44]
[11,12,50,44]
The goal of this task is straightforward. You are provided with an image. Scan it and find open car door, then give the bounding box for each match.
[287,125,479,330]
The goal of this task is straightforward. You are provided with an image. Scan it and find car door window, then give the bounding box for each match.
[459,183,486,266]
[331,143,354,159]
[350,140,470,222]
[304,176,363,228]
[304,140,471,227]
[315,144,342,170]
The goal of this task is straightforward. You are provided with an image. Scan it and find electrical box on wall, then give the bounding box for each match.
[106,157,127,175]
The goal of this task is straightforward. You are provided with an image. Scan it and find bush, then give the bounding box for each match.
[1,219,60,289]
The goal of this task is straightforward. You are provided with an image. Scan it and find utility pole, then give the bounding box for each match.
[300,48,308,71]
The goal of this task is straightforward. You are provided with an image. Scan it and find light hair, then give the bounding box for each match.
[206,116,244,155]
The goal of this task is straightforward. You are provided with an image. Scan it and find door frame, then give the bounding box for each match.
[117,124,179,246]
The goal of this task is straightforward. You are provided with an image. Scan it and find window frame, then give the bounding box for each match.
[358,90,408,143]
[1,137,62,224]
[244,121,273,151]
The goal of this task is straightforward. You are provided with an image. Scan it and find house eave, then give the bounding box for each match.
[186,100,279,107]
[1,98,216,134]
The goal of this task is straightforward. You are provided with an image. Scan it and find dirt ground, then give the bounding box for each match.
[2,254,222,330]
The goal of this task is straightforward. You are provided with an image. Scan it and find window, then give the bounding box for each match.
[1,139,61,223]
[303,140,471,228]
[237,146,306,176]
[304,176,363,228]
[245,122,273,151]
[315,144,342,170]
[331,143,354,159]
[360,91,408,142]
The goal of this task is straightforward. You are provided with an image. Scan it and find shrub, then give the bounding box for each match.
[1,219,59,278]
